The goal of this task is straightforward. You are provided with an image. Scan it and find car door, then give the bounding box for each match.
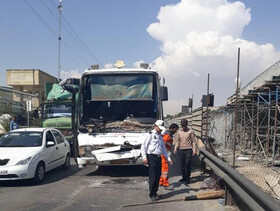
[44,130,60,171]
[51,130,67,167]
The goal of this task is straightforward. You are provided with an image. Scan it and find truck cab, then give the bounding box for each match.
[41,84,73,146]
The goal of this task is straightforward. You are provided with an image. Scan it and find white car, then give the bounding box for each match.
[0,128,70,184]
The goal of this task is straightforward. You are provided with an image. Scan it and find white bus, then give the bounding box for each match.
[60,64,168,168]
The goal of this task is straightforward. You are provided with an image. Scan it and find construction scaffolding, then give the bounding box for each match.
[224,82,280,167]
[208,77,280,199]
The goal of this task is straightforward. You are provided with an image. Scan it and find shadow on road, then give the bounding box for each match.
[161,186,200,199]
[0,164,80,187]
[87,165,149,177]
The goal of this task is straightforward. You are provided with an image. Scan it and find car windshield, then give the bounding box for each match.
[0,132,43,147]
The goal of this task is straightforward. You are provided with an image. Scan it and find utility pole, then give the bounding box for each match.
[57,0,63,81]
[233,47,241,167]
[205,73,210,140]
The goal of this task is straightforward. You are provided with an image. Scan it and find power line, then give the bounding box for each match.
[62,14,103,66]
[23,0,90,67]
[62,40,90,66]
[48,0,103,66]
[24,0,58,37]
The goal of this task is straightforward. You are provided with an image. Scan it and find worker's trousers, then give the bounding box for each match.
[147,154,162,197]
[178,149,192,181]
[159,154,169,187]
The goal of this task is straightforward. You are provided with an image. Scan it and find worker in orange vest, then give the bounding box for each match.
[159,123,179,190]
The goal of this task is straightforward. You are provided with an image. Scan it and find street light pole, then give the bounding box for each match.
[57,0,63,81]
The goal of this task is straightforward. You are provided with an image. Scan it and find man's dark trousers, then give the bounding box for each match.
[178,149,192,181]
[147,154,162,197]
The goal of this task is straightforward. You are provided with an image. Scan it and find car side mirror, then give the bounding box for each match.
[160,86,168,101]
[46,141,55,147]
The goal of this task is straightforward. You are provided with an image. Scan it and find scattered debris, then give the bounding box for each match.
[106,120,152,131]
[86,119,153,133]
[237,156,250,161]
[200,177,221,190]
[122,190,225,207]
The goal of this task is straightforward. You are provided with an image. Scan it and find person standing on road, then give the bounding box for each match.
[159,123,179,190]
[9,116,18,131]
[141,120,173,202]
[173,119,196,185]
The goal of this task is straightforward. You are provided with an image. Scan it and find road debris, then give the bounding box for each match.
[121,190,225,207]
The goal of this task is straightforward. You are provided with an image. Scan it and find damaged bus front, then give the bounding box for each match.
[62,66,168,168]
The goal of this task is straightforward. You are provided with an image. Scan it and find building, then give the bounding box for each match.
[6,69,57,108]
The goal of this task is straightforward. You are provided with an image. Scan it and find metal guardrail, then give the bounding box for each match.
[199,148,280,211]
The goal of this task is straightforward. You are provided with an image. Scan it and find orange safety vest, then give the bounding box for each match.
[163,132,173,151]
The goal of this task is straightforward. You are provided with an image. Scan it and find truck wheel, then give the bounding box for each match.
[33,162,45,185]
[62,153,70,169]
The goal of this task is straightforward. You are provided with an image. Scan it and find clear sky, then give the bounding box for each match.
[1,0,280,114]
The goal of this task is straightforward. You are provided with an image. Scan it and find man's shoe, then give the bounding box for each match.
[164,185,174,190]
[151,196,157,202]
[155,194,162,200]
[179,178,186,182]
[185,180,190,185]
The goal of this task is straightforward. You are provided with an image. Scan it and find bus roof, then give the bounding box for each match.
[81,68,159,77]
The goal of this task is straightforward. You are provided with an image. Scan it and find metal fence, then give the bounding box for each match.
[0,87,40,130]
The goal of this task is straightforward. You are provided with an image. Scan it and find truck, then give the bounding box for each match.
[41,84,73,146]
[60,63,168,168]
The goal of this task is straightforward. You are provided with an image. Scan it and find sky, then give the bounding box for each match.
[1,0,280,114]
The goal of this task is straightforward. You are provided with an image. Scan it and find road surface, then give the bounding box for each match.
[0,158,236,211]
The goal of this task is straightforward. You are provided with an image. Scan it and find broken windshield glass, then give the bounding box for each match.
[89,75,153,101]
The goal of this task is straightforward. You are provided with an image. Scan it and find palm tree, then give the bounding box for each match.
[0,114,12,135]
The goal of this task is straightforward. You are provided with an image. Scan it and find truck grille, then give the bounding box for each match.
[0,159,9,166]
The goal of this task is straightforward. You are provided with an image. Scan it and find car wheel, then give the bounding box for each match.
[62,153,70,169]
[33,162,45,185]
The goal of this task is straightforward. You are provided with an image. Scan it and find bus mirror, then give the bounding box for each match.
[63,84,79,94]
[160,86,168,101]
[59,78,79,93]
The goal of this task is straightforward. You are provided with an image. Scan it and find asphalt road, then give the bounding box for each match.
[0,158,234,211]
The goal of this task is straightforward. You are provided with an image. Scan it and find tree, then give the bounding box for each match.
[0,114,12,134]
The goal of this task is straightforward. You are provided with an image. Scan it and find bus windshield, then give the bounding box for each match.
[87,75,153,101]
[81,74,158,123]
